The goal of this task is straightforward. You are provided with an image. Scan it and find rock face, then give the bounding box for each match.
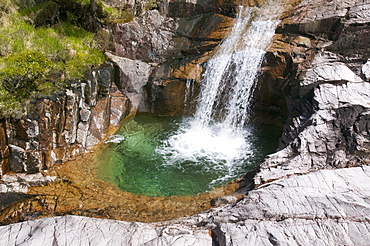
[209,166,370,245]
[111,7,234,115]
[255,78,370,185]
[255,0,370,185]
[0,62,130,180]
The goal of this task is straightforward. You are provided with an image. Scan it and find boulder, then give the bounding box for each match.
[106,52,153,111]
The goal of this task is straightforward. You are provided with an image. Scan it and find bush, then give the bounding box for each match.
[0,50,57,97]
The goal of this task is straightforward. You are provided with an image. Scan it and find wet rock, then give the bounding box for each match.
[326,24,370,65]
[0,193,35,210]
[278,17,344,41]
[86,97,111,149]
[0,173,57,193]
[109,92,130,127]
[211,196,237,207]
[147,80,188,116]
[177,13,233,41]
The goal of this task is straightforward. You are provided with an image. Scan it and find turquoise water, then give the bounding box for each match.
[96,113,281,197]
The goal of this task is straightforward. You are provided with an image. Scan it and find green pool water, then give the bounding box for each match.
[96,113,282,197]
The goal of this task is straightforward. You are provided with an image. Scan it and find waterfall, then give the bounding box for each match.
[156,4,282,183]
[195,5,282,129]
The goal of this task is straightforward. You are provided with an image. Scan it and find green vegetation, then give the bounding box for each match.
[0,0,110,118]
[100,4,135,24]
[0,0,160,118]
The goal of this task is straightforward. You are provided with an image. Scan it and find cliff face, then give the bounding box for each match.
[0,62,130,180]
[255,0,370,184]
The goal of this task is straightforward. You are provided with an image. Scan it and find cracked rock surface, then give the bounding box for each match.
[1,166,370,245]
[0,215,211,246]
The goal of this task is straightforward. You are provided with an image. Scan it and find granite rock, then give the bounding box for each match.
[0,215,212,246]
[209,166,370,245]
[106,52,153,111]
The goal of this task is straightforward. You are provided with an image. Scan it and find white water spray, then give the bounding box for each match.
[157,4,282,184]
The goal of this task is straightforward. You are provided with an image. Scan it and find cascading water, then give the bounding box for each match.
[97,3,284,196]
[156,5,282,181]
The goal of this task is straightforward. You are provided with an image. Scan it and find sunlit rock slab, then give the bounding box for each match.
[209,165,370,245]
[0,215,211,246]
[255,80,370,185]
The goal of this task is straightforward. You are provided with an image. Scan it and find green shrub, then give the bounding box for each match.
[0,50,63,118]
[101,5,135,24]
[0,88,24,118]
[145,0,158,11]
[0,50,55,96]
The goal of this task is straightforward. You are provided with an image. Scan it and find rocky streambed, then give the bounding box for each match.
[1,0,370,245]
[0,150,241,225]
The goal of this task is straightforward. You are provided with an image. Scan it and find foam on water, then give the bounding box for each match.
[105,134,125,144]
[157,120,253,167]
